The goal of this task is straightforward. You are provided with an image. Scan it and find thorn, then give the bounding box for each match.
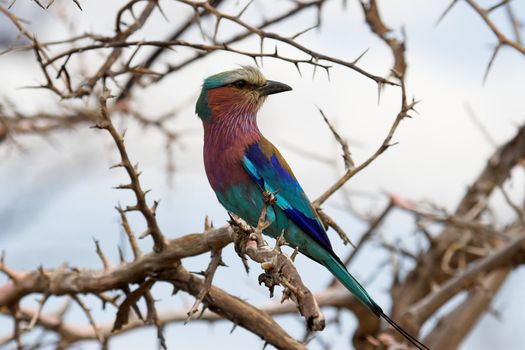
[152,200,160,213]
[377,82,383,105]
[139,228,151,239]
[230,322,238,334]
[315,1,322,26]
[204,215,212,231]
[351,48,369,65]
[197,305,208,320]
[274,231,287,251]
[110,162,124,169]
[171,285,179,296]
[238,0,255,18]
[294,62,302,77]
[290,24,318,40]
[114,184,133,190]
[312,58,318,79]
[118,246,125,264]
[290,247,299,262]
[125,205,139,212]
[156,2,169,23]
[259,36,264,67]
[212,18,221,43]
[483,44,501,85]
[435,0,459,27]
[91,122,106,130]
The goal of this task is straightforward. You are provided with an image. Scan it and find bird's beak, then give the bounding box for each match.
[258,80,292,96]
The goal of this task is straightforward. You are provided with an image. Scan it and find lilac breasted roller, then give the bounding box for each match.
[196,66,428,350]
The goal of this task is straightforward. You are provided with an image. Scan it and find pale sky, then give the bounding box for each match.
[1,0,524,349]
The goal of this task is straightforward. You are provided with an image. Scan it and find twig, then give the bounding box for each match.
[360,0,407,78]
[186,248,223,323]
[95,88,167,252]
[94,239,112,271]
[460,0,525,81]
[24,294,50,331]
[117,205,143,259]
[341,200,394,268]
[316,208,355,247]
[314,76,416,206]
[498,184,525,223]
[317,107,354,170]
[179,1,397,87]
[113,278,155,332]
[71,294,103,343]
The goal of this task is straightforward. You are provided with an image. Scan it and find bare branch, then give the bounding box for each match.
[95,88,167,252]
[314,77,416,206]
[317,107,354,170]
[405,231,525,328]
[186,248,223,323]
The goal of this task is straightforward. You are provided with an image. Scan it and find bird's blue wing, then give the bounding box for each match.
[243,139,333,252]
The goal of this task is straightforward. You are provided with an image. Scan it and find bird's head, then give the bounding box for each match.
[196,66,292,122]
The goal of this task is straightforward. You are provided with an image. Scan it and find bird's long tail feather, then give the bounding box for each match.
[324,253,430,350]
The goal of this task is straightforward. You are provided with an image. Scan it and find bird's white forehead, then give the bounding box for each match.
[203,66,267,89]
[230,66,267,86]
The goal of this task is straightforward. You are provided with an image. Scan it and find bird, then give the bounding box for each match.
[196,66,428,350]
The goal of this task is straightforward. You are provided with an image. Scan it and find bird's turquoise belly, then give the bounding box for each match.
[216,183,321,260]
[217,184,283,231]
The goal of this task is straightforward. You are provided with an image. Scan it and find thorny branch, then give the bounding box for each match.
[439,0,525,82]
[2,0,525,350]
[313,71,416,207]
[0,0,394,101]
[314,0,412,207]
[185,247,223,322]
[95,88,167,252]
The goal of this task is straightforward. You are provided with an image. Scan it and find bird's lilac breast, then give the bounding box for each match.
[204,145,251,192]
[203,119,260,193]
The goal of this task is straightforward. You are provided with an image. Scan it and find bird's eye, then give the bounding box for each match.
[233,80,247,89]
